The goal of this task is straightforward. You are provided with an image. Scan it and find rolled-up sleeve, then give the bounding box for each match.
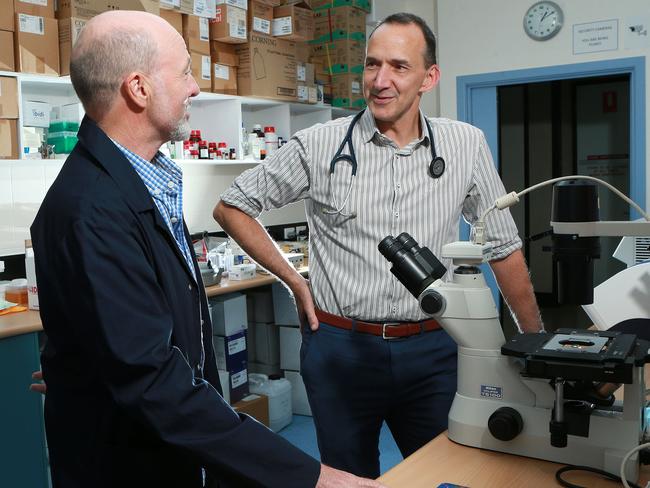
[462,131,522,259]
[220,134,311,217]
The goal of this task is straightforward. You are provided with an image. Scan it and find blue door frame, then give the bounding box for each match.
[455,56,646,309]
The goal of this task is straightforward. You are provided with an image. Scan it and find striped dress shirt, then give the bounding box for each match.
[112,140,196,280]
[221,108,521,321]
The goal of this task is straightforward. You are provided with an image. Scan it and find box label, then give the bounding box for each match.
[217,0,246,8]
[201,55,211,80]
[213,63,229,80]
[272,16,292,36]
[199,17,209,41]
[231,369,247,388]
[18,14,45,35]
[230,7,246,39]
[351,80,360,94]
[253,17,270,35]
[227,335,246,355]
[296,63,306,81]
[161,0,181,7]
[194,0,216,18]
[20,0,48,6]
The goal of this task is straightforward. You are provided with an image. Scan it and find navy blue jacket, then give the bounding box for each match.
[30,117,320,488]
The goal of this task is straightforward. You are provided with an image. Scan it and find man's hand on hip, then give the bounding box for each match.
[290,276,319,332]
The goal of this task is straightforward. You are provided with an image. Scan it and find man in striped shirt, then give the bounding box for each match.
[215,13,543,478]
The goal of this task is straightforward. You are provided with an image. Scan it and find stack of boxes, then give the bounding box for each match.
[210,292,250,404]
[246,288,281,376]
[272,281,311,416]
[308,1,369,108]
[0,76,19,158]
[14,0,59,76]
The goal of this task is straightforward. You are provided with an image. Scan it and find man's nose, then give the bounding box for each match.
[189,76,200,97]
[373,65,391,90]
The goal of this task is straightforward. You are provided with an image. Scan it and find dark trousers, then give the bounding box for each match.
[300,321,457,479]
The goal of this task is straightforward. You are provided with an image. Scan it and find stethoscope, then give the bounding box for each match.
[324,109,446,217]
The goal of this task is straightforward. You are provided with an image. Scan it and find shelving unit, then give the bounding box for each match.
[0,71,359,256]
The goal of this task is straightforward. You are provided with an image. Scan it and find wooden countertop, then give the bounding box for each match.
[378,432,650,488]
[0,310,43,339]
[0,268,307,339]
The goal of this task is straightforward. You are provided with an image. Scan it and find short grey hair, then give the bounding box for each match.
[70,27,158,116]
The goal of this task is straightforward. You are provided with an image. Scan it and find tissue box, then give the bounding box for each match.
[229,263,256,280]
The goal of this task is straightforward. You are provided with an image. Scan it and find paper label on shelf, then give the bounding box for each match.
[253,17,270,35]
[199,17,209,41]
[18,14,45,35]
[20,0,48,6]
[229,7,246,39]
[201,55,211,80]
[231,369,247,388]
[351,81,361,94]
[213,63,229,80]
[272,17,292,37]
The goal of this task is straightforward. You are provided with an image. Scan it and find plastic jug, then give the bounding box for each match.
[249,373,292,432]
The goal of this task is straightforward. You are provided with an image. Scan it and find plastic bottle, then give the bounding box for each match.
[5,278,28,306]
[223,241,234,274]
[248,373,292,432]
[264,126,278,157]
[241,124,250,158]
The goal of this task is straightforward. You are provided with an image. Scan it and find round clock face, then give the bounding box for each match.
[524,1,564,40]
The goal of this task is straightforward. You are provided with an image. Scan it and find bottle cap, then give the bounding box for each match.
[264,126,275,133]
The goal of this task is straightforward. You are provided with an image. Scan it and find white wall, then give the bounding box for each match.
[436,0,650,208]
[371,0,439,116]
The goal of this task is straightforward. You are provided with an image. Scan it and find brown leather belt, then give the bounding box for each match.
[315,309,441,339]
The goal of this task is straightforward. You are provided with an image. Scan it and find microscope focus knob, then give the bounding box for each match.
[419,290,445,316]
[488,407,523,442]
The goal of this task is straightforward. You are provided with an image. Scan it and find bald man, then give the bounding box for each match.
[30,11,385,488]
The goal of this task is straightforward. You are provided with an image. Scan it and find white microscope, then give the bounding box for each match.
[379,176,650,484]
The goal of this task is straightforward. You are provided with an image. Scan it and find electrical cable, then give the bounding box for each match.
[472,175,650,245]
[621,442,650,488]
[555,465,642,488]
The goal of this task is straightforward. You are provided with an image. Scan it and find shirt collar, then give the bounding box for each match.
[358,108,432,149]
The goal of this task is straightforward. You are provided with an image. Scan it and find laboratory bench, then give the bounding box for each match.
[378,431,650,488]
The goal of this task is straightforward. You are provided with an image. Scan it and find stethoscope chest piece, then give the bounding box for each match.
[429,156,445,179]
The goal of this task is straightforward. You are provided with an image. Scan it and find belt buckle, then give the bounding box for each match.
[382,322,401,340]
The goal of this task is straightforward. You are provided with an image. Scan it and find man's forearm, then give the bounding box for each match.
[490,249,543,333]
[213,201,303,288]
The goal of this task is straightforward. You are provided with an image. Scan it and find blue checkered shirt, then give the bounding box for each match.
[112,141,196,280]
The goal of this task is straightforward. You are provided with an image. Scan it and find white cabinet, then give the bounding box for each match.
[0,70,357,256]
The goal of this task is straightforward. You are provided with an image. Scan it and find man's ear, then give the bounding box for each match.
[122,72,151,110]
[420,64,440,94]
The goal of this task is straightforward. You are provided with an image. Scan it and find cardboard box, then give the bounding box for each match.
[270,281,300,325]
[107,0,160,16]
[281,0,312,8]
[229,263,256,280]
[246,289,274,322]
[313,5,365,43]
[248,361,281,376]
[211,63,237,94]
[210,40,239,66]
[210,292,248,336]
[218,369,230,403]
[51,101,84,122]
[310,37,364,74]
[257,0,280,5]
[210,4,246,43]
[160,0,193,14]
[272,4,313,41]
[294,40,309,62]
[331,72,363,108]
[229,366,249,404]
[251,322,280,365]
[235,32,296,101]
[232,394,270,426]
[14,14,59,75]
[0,30,15,71]
[183,14,210,55]
[279,325,301,370]
[248,0,272,35]
[0,119,18,158]
[0,0,15,31]
[160,8,182,35]
[311,0,370,13]
[190,51,211,91]
[212,330,247,371]
[0,76,18,118]
[56,0,106,20]
[216,0,245,9]
[58,17,86,76]
[14,0,54,19]
[284,369,311,416]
